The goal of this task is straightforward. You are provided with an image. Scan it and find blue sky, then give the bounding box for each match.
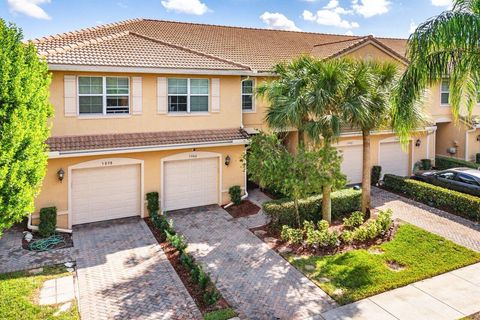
[0,0,454,40]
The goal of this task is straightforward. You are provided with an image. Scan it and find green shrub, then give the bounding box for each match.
[198,268,211,290]
[341,230,354,243]
[435,155,478,170]
[476,153,480,164]
[180,252,194,271]
[263,188,361,230]
[146,192,160,215]
[383,174,480,222]
[204,288,221,306]
[166,230,187,252]
[204,308,237,320]
[421,159,432,170]
[228,185,242,205]
[371,166,382,186]
[343,211,364,229]
[280,226,303,245]
[38,207,57,238]
[317,220,329,232]
[376,209,393,233]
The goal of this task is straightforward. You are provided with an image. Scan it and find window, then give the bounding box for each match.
[168,78,209,113]
[456,173,479,186]
[441,79,450,105]
[242,79,254,111]
[437,171,455,180]
[78,76,129,115]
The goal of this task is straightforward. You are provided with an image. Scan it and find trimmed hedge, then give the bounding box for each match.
[263,188,361,230]
[435,155,479,170]
[371,166,381,186]
[38,207,57,237]
[383,174,480,222]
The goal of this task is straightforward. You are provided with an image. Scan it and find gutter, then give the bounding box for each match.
[49,139,250,159]
[27,214,72,234]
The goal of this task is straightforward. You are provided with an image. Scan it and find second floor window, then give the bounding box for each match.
[441,79,449,105]
[78,76,129,115]
[168,78,209,113]
[242,79,254,111]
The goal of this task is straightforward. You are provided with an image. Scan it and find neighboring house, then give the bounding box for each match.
[29,19,450,229]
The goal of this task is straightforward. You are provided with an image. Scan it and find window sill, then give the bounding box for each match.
[166,112,210,117]
[78,114,132,120]
[242,110,256,114]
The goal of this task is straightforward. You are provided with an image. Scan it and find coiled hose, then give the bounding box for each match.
[28,235,65,252]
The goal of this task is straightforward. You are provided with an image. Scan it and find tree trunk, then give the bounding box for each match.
[294,198,301,227]
[298,129,304,146]
[361,130,372,217]
[322,184,332,223]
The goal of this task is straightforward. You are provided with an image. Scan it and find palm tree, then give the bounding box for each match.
[342,60,399,214]
[395,0,479,140]
[258,57,352,222]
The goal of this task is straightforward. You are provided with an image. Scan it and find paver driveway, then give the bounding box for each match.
[73,217,202,320]
[169,205,337,320]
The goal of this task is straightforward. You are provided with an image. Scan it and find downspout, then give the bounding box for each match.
[27,214,73,234]
[465,127,476,161]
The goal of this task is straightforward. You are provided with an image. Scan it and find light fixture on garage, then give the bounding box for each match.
[477,135,480,142]
[225,155,231,166]
[415,139,421,147]
[57,168,65,182]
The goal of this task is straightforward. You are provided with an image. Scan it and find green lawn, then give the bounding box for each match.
[203,308,237,320]
[288,224,480,305]
[0,266,79,320]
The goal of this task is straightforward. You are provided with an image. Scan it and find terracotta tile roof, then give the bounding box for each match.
[31,18,407,72]
[47,128,249,153]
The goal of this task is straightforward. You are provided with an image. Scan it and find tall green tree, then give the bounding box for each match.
[258,57,351,222]
[395,0,477,141]
[0,20,53,236]
[342,60,399,214]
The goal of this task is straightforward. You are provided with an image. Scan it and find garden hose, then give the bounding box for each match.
[28,235,65,252]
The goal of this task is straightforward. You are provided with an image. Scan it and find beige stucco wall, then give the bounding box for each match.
[33,145,246,229]
[435,122,467,159]
[50,71,243,136]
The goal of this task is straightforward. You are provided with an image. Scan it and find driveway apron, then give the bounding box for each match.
[169,205,337,320]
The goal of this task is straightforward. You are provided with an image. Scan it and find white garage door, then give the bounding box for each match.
[71,164,141,225]
[337,144,363,184]
[379,141,409,177]
[164,157,219,211]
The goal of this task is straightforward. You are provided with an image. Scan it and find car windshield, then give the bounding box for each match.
[437,172,455,180]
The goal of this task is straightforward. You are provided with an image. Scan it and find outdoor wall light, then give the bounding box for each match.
[57,168,65,182]
[225,155,231,166]
[476,135,480,142]
[415,139,421,147]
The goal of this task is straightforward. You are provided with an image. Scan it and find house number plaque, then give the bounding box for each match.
[101,161,113,166]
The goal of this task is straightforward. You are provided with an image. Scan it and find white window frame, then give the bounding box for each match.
[167,78,209,113]
[77,76,130,116]
[241,78,255,112]
[440,79,450,106]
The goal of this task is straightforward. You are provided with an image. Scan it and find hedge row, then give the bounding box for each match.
[383,174,480,222]
[435,155,479,170]
[263,188,361,230]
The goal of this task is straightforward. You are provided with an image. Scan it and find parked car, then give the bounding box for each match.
[413,167,480,196]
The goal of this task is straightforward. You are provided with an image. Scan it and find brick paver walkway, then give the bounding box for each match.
[235,188,272,229]
[372,187,480,252]
[169,205,337,320]
[73,217,202,320]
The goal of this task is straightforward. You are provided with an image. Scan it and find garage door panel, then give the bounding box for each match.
[164,157,219,211]
[337,144,363,184]
[379,142,409,177]
[72,164,141,225]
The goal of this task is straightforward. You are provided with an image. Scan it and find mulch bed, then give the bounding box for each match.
[224,200,260,218]
[250,216,399,257]
[144,218,230,314]
[22,231,73,251]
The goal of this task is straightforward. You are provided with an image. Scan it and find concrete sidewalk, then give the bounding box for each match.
[322,262,480,320]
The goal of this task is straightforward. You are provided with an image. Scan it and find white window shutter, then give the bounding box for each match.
[131,77,142,115]
[64,75,77,117]
[157,77,167,114]
[211,78,220,113]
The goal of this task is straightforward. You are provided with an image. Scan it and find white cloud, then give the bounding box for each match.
[352,0,390,18]
[161,0,209,15]
[431,0,453,7]
[409,20,417,33]
[260,12,301,31]
[302,0,358,29]
[7,0,51,20]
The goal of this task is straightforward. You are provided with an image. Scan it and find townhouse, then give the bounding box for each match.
[29,19,468,229]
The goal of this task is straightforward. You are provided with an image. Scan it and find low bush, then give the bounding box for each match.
[343,211,364,229]
[421,159,432,170]
[371,166,381,186]
[435,155,479,170]
[146,192,160,215]
[38,207,57,238]
[263,188,361,230]
[280,225,303,245]
[383,174,480,222]
[228,185,242,206]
